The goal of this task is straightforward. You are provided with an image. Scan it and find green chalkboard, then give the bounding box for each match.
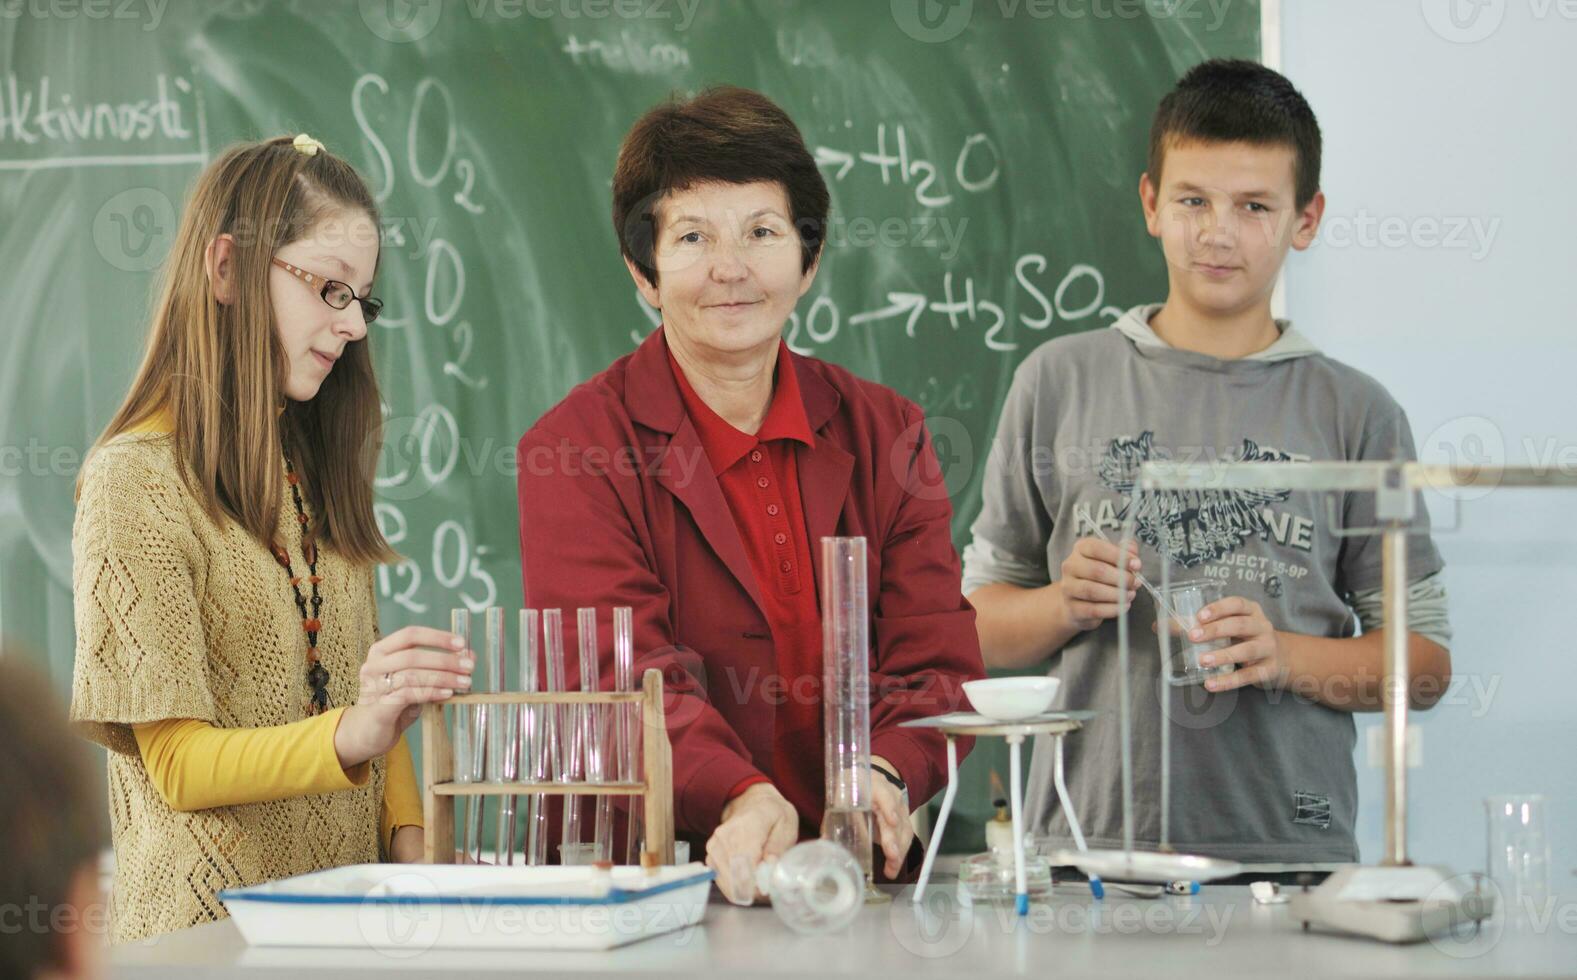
[0,0,1260,854]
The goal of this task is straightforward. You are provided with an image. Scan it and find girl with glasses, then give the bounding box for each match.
[68,135,471,943]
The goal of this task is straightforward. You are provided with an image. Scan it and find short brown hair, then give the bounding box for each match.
[612,86,830,286]
[1149,59,1323,210]
[80,136,396,566]
[0,652,105,977]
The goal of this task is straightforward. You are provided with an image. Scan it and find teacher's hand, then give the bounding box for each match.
[705,782,798,905]
[870,756,915,879]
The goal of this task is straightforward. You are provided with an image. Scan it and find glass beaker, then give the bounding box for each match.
[959,851,1054,904]
[1485,794,1550,929]
[1158,579,1233,687]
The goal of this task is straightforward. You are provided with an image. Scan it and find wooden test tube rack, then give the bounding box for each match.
[420,667,675,865]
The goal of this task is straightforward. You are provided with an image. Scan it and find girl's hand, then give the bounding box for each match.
[335,626,473,768]
[389,825,426,863]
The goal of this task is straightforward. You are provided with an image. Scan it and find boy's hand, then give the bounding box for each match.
[1190,597,1292,692]
[1057,537,1141,632]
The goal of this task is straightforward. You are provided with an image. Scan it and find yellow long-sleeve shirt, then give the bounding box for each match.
[131,713,424,856]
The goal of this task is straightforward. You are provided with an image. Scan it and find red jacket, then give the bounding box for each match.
[515,327,983,853]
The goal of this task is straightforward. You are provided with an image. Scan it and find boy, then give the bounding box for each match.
[964,60,1451,863]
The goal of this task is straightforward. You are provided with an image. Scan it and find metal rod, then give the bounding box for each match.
[1383,526,1410,865]
[1159,554,1171,852]
[1104,509,1168,857]
[1137,460,1577,493]
[911,735,957,905]
[1116,494,1137,856]
[1051,733,1102,899]
[1052,735,1087,852]
[1008,734,1028,916]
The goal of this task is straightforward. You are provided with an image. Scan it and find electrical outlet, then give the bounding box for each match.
[1366,724,1423,768]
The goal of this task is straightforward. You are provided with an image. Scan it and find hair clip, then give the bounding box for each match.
[292,133,324,157]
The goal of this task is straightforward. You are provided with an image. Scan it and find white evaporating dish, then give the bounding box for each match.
[962,677,1061,721]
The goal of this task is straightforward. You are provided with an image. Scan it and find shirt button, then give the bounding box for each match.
[780,560,792,573]
[750,450,763,463]
[774,532,787,545]
[767,504,780,516]
[757,476,770,489]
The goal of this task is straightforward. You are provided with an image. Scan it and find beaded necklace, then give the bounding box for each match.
[270,452,329,715]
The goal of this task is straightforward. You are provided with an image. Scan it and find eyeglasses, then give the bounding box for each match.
[271,257,384,324]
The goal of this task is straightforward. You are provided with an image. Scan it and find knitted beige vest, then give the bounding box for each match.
[69,432,385,943]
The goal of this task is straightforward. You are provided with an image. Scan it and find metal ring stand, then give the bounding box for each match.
[905,711,1098,915]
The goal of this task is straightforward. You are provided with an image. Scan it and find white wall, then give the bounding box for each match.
[1279,0,1577,877]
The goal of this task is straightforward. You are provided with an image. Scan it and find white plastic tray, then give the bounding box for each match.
[219,862,714,951]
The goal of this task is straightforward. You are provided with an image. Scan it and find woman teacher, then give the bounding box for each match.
[516,87,985,903]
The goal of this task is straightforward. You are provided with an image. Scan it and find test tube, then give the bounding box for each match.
[819,538,877,898]
[541,609,575,862]
[450,608,483,863]
[613,606,641,864]
[471,608,491,863]
[580,607,613,862]
[486,608,518,863]
[559,607,592,859]
[517,610,543,865]
[484,607,508,774]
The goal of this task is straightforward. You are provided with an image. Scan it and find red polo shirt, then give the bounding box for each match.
[667,343,825,835]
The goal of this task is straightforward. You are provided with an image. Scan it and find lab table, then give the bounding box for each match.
[109,881,1577,979]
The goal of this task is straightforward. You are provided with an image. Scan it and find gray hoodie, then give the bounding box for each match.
[964,304,1446,862]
